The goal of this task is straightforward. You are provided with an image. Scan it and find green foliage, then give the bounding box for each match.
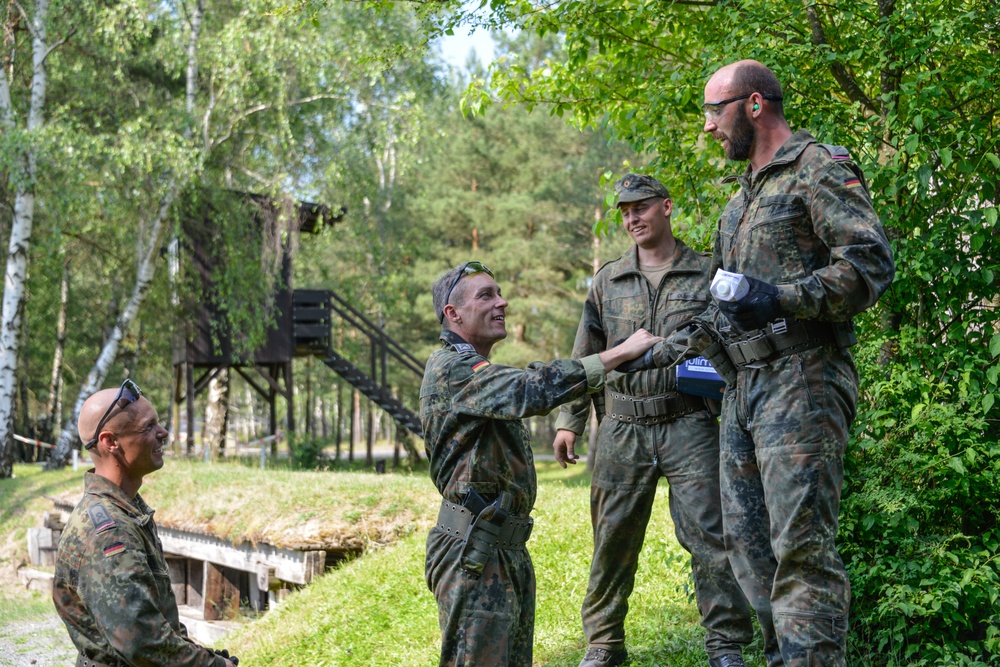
[843,328,1000,665]
[288,434,329,470]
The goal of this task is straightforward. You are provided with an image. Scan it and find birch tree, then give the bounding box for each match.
[0,0,73,478]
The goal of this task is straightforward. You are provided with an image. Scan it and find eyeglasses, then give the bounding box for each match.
[439,261,495,323]
[703,93,783,120]
[84,379,143,450]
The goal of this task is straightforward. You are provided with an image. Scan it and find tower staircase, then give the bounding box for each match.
[292,290,424,438]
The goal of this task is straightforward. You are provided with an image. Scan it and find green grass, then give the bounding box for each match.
[0,461,755,666]
[226,462,750,667]
[0,463,84,581]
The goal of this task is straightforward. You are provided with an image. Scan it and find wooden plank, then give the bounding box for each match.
[203,563,240,621]
[158,526,326,585]
[186,559,204,611]
[166,558,187,604]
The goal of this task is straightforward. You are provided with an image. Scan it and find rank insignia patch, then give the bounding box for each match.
[87,504,116,534]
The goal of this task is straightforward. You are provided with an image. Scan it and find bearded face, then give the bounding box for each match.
[726,102,755,161]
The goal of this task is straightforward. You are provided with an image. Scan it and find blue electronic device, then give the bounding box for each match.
[676,356,727,399]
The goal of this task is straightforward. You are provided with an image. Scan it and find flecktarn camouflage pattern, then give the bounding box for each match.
[421,329,607,667]
[706,130,894,666]
[555,241,753,658]
[53,472,224,667]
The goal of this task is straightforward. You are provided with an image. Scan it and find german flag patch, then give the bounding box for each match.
[472,360,490,373]
[103,542,126,557]
[844,178,862,188]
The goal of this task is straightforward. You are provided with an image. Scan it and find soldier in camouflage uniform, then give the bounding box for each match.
[663,60,894,666]
[422,261,662,667]
[552,174,753,667]
[53,380,237,667]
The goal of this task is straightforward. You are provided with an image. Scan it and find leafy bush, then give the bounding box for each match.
[289,436,331,471]
[842,331,1000,665]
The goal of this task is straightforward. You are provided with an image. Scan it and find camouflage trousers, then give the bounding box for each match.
[720,345,857,667]
[425,527,535,667]
[583,410,753,657]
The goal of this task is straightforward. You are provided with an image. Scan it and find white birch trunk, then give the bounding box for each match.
[47,0,206,468]
[0,0,51,478]
[48,185,180,466]
[45,259,70,432]
[203,369,229,459]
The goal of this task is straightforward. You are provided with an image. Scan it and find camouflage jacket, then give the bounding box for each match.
[420,329,606,515]
[53,472,224,667]
[706,129,894,330]
[555,241,712,435]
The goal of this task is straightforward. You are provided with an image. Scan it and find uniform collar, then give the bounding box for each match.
[83,470,155,525]
[606,239,702,281]
[439,329,479,355]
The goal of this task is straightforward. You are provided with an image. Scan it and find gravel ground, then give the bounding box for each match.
[0,613,76,667]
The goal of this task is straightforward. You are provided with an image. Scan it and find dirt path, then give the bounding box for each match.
[0,612,75,667]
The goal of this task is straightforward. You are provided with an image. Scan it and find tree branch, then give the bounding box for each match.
[803,1,877,116]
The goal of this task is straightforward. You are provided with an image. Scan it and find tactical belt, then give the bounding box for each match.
[436,500,533,549]
[606,390,704,425]
[724,318,856,369]
[77,656,117,667]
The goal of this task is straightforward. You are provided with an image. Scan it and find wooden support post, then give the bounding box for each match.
[203,563,240,621]
[166,558,187,605]
[186,559,204,611]
[284,361,295,435]
[186,362,195,456]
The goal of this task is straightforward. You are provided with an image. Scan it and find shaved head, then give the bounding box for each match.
[78,388,141,447]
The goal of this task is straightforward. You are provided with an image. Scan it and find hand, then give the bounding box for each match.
[552,429,579,468]
[599,328,663,373]
[214,648,238,666]
[717,276,783,332]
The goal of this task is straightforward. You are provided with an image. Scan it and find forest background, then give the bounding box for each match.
[0,0,998,664]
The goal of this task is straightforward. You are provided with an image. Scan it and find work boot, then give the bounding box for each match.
[708,655,746,667]
[578,646,628,667]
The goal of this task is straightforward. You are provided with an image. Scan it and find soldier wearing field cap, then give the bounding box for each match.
[553,174,753,667]
[53,380,238,667]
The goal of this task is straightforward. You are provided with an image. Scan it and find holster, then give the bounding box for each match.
[438,490,533,577]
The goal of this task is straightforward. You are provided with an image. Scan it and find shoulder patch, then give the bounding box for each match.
[819,143,852,160]
[471,360,491,372]
[450,342,477,354]
[87,504,116,534]
[103,542,126,557]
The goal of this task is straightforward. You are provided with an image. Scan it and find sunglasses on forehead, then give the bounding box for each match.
[84,379,143,450]
[439,261,495,324]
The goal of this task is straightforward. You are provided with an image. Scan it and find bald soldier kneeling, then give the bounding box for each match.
[53,379,239,667]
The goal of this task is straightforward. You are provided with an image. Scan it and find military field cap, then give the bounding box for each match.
[614,173,671,206]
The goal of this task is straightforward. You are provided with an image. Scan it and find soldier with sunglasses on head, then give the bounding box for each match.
[53,380,238,667]
[422,261,663,667]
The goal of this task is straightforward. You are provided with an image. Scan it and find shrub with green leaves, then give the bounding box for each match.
[842,330,1000,665]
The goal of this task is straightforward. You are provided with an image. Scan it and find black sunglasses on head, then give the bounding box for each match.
[84,379,143,450]
[439,261,495,324]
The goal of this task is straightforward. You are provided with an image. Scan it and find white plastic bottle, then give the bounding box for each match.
[710,269,750,302]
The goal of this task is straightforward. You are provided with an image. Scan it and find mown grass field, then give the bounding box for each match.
[0,460,761,666]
